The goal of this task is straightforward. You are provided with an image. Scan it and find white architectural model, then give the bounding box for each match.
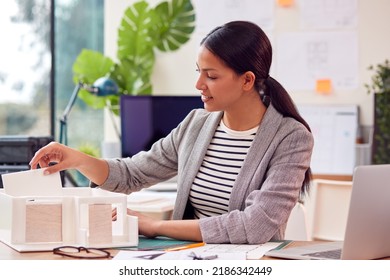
[0,170,138,252]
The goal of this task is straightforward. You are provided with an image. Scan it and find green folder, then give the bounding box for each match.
[117,236,197,251]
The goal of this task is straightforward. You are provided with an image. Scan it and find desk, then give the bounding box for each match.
[2,240,388,260]
[312,174,353,181]
[0,240,292,260]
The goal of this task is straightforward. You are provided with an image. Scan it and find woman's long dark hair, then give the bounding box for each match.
[201,21,312,195]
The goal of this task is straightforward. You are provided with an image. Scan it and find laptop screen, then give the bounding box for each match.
[265,164,390,260]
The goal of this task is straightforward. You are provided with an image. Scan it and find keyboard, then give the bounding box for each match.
[303,249,342,259]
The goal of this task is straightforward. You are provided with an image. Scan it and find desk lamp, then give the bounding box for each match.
[59,77,118,145]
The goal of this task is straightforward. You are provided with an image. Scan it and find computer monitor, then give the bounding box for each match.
[120,95,204,158]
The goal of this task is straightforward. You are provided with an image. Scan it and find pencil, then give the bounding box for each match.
[165,242,205,251]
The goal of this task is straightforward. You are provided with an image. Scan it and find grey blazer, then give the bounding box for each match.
[98,104,314,244]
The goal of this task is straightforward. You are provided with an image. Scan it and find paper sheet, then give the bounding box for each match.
[113,242,284,260]
[114,250,245,260]
[276,31,358,91]
[298,105,358,175]
[300,0,358,29]
[189,242,284,260]
[1,168,62,196]
[192,0,274,35]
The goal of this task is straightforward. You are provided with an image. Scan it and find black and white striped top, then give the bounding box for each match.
[189,120,258,219]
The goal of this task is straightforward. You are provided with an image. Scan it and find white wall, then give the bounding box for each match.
[271,0,390,127]
[104,0,390,141]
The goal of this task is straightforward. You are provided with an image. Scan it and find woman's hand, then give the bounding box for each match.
[112,208,162,238]
[126,208,203,242]
[29,142,82,174]
[29,141,109,185]
[127,209,162,239]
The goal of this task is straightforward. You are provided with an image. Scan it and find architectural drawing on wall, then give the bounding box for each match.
[276,31,358,91]
[192,0,274,36]
[300,0,358,29]
[298,104,358,175]
[307,40,329,75]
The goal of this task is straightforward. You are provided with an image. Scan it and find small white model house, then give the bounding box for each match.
[0,169,138,252]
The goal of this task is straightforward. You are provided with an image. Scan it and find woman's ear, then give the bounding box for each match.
[242,71,256,90]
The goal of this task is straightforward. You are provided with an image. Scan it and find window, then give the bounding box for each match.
[54,0,104,152]
[0,0,104,151]
[0,0,104,187]
[0,0,52,136]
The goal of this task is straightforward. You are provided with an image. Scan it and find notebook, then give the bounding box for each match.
[265,164,390,260]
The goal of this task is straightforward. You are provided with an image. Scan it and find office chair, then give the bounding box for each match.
[305,179,353,241]
[285,202,310,241]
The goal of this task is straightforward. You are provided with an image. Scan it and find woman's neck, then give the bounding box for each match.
[223,95,267,131]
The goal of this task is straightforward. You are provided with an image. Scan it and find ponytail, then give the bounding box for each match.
[265,77,312,196]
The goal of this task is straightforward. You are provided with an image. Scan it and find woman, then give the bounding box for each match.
[30,21,313,244]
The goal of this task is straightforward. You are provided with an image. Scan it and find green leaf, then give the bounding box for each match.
[370,60,390,164]
[72,49,115,84]
[71,0,196,108]
[72,49,116,109]
[366,59,390,94]
[154,0,196,52]
[117,0,156,61]
[112,56,154,95]
[77,90,107,109]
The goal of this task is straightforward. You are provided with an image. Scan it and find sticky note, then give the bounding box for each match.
[277,0,294,7]
[316,79,332,94]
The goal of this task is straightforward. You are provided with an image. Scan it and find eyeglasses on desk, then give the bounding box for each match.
[53,246,112,259]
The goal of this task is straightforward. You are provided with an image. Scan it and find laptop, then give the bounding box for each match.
[265,164,390,260]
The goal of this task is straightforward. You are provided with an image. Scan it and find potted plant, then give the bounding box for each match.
[365,59,390,164]
[72,0,196,115]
